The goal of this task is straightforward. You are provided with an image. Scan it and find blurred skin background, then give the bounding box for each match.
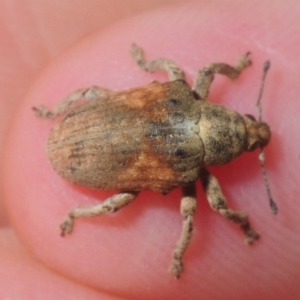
[0,1,299,299]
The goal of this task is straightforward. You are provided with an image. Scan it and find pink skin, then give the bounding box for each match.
[1,1,300,299]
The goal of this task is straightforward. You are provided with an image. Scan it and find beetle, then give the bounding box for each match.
[33,44,276,278]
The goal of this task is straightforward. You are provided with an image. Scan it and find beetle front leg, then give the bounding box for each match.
[33,86,113,119]
[199,168,259,244]
[193,53,252,100]
[60,192,138,236]
[170,185,197,278]
[130,43,186,81]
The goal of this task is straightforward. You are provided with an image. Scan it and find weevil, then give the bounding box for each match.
[33,44,277,278]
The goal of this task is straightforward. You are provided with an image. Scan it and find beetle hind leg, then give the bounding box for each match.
[33,86,113,119]
[199,168,259,244]
[60,192,138,236]
[170,185,197,278]
[130,43,186,81]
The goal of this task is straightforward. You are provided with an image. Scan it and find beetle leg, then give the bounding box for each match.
[170,184,197,278]
[60,192,138,236]
[33,86,113,119]
[130,43,186,81]
[193,53,252,100]
[199,168,260,244]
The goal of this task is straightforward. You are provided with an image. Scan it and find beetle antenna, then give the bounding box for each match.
[256,61,270,121]
[258,151,277,214]
[256,60,277,214]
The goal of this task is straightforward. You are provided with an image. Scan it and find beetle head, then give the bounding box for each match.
[244,114,271,151]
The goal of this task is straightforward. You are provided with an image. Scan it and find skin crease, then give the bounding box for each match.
[1,0,300,299]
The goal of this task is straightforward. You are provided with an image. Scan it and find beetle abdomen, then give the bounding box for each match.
[47,80,204,193]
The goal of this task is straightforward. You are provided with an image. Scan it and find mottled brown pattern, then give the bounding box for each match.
[47,80,203,193]
[34,44,274,278]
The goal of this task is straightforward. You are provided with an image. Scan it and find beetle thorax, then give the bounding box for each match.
[198,102,248,166]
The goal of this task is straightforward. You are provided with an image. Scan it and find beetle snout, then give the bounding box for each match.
[257,122,271,148]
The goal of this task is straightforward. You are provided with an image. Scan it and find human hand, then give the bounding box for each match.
[2,1,299,299]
